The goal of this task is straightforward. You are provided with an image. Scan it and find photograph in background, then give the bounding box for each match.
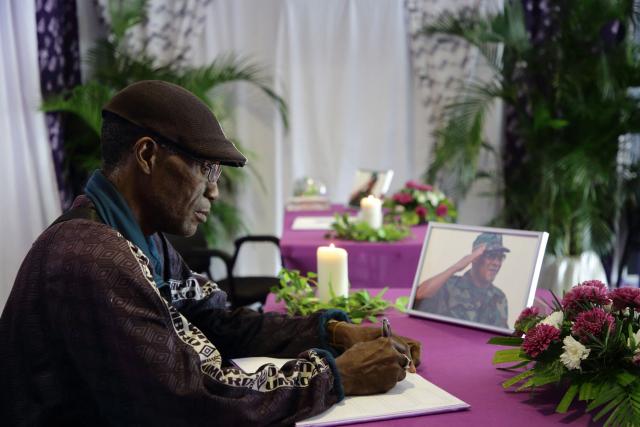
[347,169,394,207]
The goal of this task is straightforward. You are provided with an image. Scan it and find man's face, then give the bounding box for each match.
[472,251,505,284]
[144,147,219,236]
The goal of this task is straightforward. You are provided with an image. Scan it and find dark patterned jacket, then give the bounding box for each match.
[0,197,343,426]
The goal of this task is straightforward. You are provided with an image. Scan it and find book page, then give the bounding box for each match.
[232,357,469,427]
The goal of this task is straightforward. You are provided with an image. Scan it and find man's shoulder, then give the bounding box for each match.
[444,274,464,287]
[43,217,121,246]
[35,219,138,272]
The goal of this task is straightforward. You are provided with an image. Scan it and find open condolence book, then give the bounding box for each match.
[232,357,469,427]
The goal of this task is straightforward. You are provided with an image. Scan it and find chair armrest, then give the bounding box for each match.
[234,235,280,249]
[232,235,282,270]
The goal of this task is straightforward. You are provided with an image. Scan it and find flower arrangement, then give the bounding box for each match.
[490,280,640,425]
[383,181,457,226]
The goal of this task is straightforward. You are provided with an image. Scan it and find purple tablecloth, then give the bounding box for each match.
[280,206,428,288]
[265,288,593,427]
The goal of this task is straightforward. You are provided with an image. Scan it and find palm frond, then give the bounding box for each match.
[41,82,115,134]
[107,0,146,43]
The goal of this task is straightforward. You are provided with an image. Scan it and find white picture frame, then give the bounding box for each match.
[407,223,549,334]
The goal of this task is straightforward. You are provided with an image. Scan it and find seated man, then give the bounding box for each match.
[0,81,420,426]
[414,232,509,328]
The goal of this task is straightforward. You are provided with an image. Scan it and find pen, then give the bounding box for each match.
[381,318,415,372]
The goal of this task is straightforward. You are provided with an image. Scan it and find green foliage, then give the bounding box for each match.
[271,268,408,324]
[42,0,287,246]
[424,0,640,256]
[326,213,410,242]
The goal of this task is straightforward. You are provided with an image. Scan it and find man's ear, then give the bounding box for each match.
[132,137,157,175]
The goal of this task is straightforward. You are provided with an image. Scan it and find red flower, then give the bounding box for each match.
[571,307,614,342]
[436,203,448,217]
[405,180,433,192]
[522,324,561,358]
[608,287,640,311]
[392,192,413,204]
[415,206,428,218]
[516,306,541,323]
[514,306,542,333]
[561,280,610,313]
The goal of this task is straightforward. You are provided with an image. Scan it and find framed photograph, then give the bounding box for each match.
[347,169,394,207]
[407,223,549,334]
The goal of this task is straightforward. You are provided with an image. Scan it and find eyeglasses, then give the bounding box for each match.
[152,138,222,184]
[482,252,507,262]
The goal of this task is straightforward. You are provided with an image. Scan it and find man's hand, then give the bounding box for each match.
[450,243,486,272]
[335,337,408,395]
[328,321,421,370]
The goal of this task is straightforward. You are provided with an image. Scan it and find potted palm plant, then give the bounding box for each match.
[43,0,287,246]
[424,0,640,293]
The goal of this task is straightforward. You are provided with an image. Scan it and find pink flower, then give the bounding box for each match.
[517,306,541,323]
[580,280,608,290]
[561,280,610,313]
[609,287,640,311]
[405,180,433,192]
[415,206,428,218]
[571,307,614,342]
[523,324,561,358]
[515,306,542,333]
[392,192,413,204]
[436,203,448,217]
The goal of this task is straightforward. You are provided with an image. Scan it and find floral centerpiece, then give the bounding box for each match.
[383,181,457,225]
[490,280,640,425]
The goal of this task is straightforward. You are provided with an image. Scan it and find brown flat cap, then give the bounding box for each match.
[103,80,246,167]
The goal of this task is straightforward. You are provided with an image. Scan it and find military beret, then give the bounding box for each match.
[103,80,246,167]
[473,232,510,253]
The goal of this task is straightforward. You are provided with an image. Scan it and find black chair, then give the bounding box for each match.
[166,231,282,309]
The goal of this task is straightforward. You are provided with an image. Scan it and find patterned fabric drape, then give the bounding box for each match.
[35,0,82,210]
[96,0,213,68]
[404,0,484,133]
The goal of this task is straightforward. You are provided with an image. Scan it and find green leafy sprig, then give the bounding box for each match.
[271,268,408,324]
[325,213,410,243]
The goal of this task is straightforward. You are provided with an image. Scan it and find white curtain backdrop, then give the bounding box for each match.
[196,0,416,274]
[1,1,61,310]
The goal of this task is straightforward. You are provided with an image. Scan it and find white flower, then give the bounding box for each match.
[427,192,440,206]
[416,193,427,204]
[627,329,640,350]
[540,311,564,328]
[603,302,613,312]
[560,335,590,370]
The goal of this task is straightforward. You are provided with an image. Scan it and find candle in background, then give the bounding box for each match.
[316,244,349,303]
[360,195,383,229]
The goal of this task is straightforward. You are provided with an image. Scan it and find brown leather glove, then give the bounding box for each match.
[335,337,407,395]
[327,321,422,369]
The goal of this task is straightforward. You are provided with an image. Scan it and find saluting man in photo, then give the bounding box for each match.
[414,233,509,328]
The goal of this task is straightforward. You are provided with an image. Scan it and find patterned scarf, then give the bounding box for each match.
[85,170,165,288]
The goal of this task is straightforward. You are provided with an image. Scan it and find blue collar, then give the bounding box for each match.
[84,170,165,288]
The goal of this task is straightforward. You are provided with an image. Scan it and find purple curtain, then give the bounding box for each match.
[35,0,82,210]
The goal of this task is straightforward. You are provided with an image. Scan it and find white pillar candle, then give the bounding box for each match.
[316,244,349,303]
[360,195,383,229]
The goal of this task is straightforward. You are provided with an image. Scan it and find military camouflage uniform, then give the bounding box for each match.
[415,271,508,328]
